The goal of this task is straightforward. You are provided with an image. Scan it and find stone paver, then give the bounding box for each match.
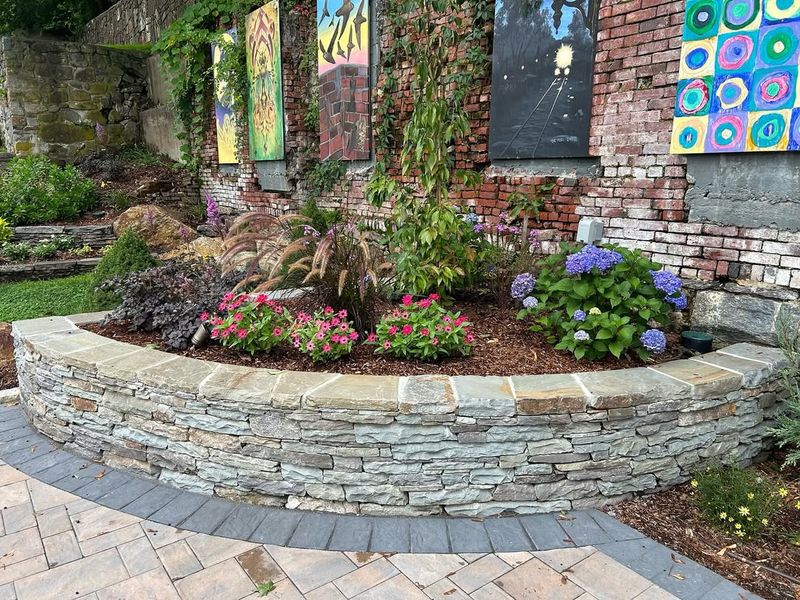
[0,457,761,600]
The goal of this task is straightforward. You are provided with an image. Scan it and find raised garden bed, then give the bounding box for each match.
[13,313,787,517]
[0,257,101,283]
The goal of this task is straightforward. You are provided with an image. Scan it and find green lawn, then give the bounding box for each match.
[0,274,93,322]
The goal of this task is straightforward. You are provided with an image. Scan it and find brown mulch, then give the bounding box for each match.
[84,300,686,377]
[609,458,800,600]
[0,360,16,390]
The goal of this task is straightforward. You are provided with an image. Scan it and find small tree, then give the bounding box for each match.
[367,0,491,295]
[86,229,157,310]
[0,0,117,37]
[772,314,800,465]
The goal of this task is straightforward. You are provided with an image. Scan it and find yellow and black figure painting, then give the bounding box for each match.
[212,28,239,165]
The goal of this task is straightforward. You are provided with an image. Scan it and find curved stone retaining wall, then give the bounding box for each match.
[13,315,787,517]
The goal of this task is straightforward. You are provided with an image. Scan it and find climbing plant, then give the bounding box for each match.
[366,0,492,294]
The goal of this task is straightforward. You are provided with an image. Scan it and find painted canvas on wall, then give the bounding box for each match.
[489,0,598,160]
[671,0,800,153]
[245,1,285,161]
[211,28,238,165]
[317,0,371,161]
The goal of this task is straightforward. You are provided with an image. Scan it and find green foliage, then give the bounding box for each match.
[107,190,133,211]
[300,35,320,130]
[86,230,157,311]
[206,293,293,355]
[255,581,276,597]
[0,156,97,226]
[367,0,492,296]
[372,295,476,360]
[99,43,154,54]
[519,244,675,361]
[307,160,347,195]
[0,0,116,36]
[1,235,78,262]
[506,181,554,240]
[694,465,787,539]
[118,145,171,168]
[772,314,800,466]
[300,198,341,236]
[0,274,92,322]
[154,0,260,168]
[0,218,11,244]
[290,308,358,363]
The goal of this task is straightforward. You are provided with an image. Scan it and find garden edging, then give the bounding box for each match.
[13,314,788,517]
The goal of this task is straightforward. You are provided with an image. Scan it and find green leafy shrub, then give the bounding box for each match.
[0,156,97,225]
[103,259,240,349]
[205,293,292,355]
[371,294,476,361]
[1,242,31,262]
[517,243,686,361]
[86,230,157,310]
[772,314,800,466]
[0,218,12,244]
[290,308,358,363]
[693,465,788,539]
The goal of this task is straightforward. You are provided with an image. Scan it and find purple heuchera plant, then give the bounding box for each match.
[640,329,667,354]
[565,245,623,275]
[511,273,536,299]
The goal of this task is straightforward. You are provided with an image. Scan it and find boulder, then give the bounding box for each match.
[113,205,198,253]
[162,236,224,261]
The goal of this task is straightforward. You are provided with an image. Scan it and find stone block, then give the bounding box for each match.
[250,412,301,439]
[690,353,773,388]
[281,463,323,483]
[690,290,785,345]
[344,484,406,505]
[200,363,278,408]
[354,423,454,444]
[650,360,742,397]
[469,467,513,485]
[535,479,598,501]
[408,487,491,506]
[578,368,690,409]
[512,374,587,414]
[452,376,516,417]
[304,375,398,411]
[174,412,251,435]
[398,375,455,414]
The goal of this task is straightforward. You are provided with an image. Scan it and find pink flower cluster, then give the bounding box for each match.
[291,307,358,363]
[203,293,291,355]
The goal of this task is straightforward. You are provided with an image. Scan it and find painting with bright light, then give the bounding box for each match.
[671,0,800,154]
[212,28,238,165]
[489,0,598,159]
[317,0,371,161]
[246,1,285,161]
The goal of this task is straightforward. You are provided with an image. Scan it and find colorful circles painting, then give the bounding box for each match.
[685,0,722,40]
[677,78,712,115]
[764,0,800,22]
[707,113,747,150]
[680,39,718,77]
[714,75,751,110]
[672,116,709,152]
[789,108,800,149]
[673,0,800,154]
[757,24,800,67]
[717,32,757,70]
[747,111,789,149]
[722,0,761,30]
[750,67,797,109]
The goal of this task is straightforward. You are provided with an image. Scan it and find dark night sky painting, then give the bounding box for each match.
[489,0,598,160]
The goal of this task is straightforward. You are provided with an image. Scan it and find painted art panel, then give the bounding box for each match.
[488,0,599,160]
[671,0,800,154]
[317,0,371,161]
[212,28,238,165]
[245,1,285,161]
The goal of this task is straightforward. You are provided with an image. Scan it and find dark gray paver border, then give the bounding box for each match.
[0,403,761,599]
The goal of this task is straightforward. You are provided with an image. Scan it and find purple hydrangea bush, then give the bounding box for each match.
[516,243,685,361]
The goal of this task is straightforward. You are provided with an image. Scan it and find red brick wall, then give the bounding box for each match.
[198,0,800,290]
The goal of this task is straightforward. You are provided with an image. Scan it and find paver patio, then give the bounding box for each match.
[0,455,759,599]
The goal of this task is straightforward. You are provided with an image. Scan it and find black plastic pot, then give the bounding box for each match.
[681,330,713,353]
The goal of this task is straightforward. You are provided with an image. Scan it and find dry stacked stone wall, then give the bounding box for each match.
[14,315,787,517]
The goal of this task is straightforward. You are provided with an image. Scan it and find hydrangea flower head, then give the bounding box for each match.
[589,307,601,315]
[511,273,536,299]
[640,329,667,353]
[574,330,590,342]
[522,296,539,309]
[573,309,586,322]
[565,245,624,275]
[665,293,688,310]
[650,270,682,295]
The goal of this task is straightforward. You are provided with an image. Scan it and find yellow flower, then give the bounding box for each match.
[690,480,698,488]
[735,530,745,538]
[795,500,800,510]
[719,512,727,520]
[589,307,601,315]
[778,487,789,498]
[747,492,755,500]
[738,506,750,516]
[728,517,734,522]
[735,523,742,529]
[761,518,768,526]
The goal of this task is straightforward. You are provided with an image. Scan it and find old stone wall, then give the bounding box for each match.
[14,315,787,517]
[0,37,149,161]
[81,0,195,46]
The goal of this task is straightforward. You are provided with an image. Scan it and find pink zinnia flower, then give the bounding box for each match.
[388,325,399,335]
[443,316,451,323]
[273,327,283,336]
[455,317,466,326]
[256,294,269,305]
[349,331,358,341]
[200,311,210,322]
[402,294,413,306]
[367,333,377,342]
[293,340,301,348]
[401,324,413,335]
[420,328,429,336]
[331,334,341,343]
[417,299,431,308]
[315,331,325,340]
[331,317,340,326]
[338,309,348,318]
[211,317,222,326]
[218,302,227,311]
[306,341,315,351]
[445,326,452,333]
[401,312,409,319]
[233,313,243,322]
[429,293,440,301]
[237,329,248,339]
[322,344,332,353]
[339,338,348,345]
[320,322,331,331]
[223,292,234,302]
[466,334,475,343]
[324,306,334,315]
[383,340,391,349]
[211,329,219,339]
[339,323,349,331]
[432,337,439,346]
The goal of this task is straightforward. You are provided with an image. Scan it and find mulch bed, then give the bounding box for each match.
[0,361,16,390]
[609,457,800,600]
[85,300,686,377]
